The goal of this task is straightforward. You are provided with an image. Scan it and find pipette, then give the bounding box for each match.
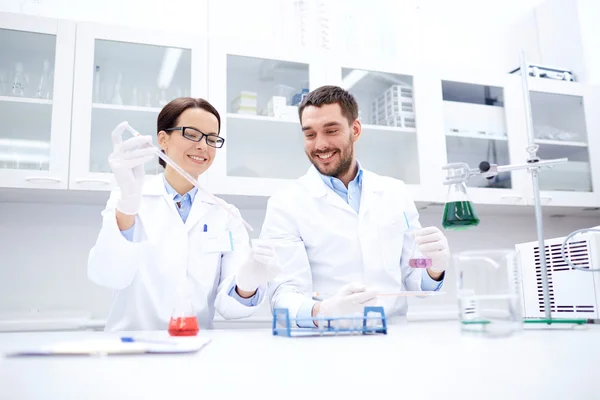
[114,121,254,232]
[312,291,445,300]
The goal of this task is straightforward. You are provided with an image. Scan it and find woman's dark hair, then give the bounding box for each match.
[156,97,221,168]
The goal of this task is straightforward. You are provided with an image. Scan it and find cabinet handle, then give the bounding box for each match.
[25,176,62,183]
[501,195,523,200]
[532,196,553,204]
[75,178,111,185]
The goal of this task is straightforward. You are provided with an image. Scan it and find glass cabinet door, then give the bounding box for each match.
[442,80,512,189]
[0,15,75,189]
[88,40,191,176]
[530,91,592,193]
[225,54,310,180]
[70,23,201,191]
[0,29,54,171]
[341,67,419,184]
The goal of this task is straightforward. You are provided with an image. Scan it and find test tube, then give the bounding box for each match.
[406,214,432,268]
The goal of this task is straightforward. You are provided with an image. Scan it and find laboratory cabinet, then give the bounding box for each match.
[427,67,600,209]
[0,13,75,189]
[1,11,599,211]
[324,57,441,203]
[69,22,207,191]
[205,39,330,197]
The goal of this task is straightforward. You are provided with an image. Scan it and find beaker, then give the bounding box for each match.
[442,181,480,230]
[407,227,432,269]
[454,249,523,337]
[168,282,199,336]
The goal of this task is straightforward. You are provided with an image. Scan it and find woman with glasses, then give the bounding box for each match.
[88,98,280,332]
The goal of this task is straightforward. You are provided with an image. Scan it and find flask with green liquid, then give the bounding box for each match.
[442,181,480,230]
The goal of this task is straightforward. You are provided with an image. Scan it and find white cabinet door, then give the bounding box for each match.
[514,79,600,208]
[206,40,329,197]
[69,22,207,191]
[0,13,75,189]
[434,71,531,206]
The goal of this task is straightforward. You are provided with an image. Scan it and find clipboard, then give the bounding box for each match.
[4,336,212,357]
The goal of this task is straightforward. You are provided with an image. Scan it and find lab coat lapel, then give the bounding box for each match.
[139,174,180,242]
[301,166,355,214]
[185,190,215,232]
[359,170,385,222]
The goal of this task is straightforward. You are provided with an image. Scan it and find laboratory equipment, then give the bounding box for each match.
[312,291,444,300]
[11,62,25,96]
[516,230,600,322]
[441,167,479,230]
[509,63,574,82]
[168,283,199,337]
[454,249,523,337]
[404,212,433,268]
[113,121,254,232]
[442,51,578,325]
[111,72,123,105]
[272,307,387,337]
[93,65,101,102]
[35,59,51,99]
[158,88,168,106]
[0,69,7,95]
[408,231,433,268]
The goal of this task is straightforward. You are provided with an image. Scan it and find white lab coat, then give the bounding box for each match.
[88,174,262,331]
[261,166,428,320]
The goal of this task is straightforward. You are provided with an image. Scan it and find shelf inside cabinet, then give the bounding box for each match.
[91,103,162,113]
[226,55,309,115]
[535,140,589,161]
[0,96,52,105]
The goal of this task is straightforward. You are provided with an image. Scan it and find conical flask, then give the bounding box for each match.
[442,181,480,230]
[168,281,199,336]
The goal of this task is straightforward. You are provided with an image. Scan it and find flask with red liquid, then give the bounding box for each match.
[168,282,199,337]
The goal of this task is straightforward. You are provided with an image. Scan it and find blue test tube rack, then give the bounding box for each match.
[272,306,387,337]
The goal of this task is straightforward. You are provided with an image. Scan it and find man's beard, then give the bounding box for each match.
[309,144,354,179]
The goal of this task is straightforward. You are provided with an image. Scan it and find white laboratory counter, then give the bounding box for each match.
[0,321,597,400]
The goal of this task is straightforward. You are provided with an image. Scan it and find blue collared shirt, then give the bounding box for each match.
[295,162,444,327]
[120,175,258,306]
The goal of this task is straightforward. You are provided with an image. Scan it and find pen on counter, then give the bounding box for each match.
[120,337,178,346]
[203,224,208,232]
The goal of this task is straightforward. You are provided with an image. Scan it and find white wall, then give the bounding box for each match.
[1,199,598,326]
[508,0,600,83]
[577,0,600,84]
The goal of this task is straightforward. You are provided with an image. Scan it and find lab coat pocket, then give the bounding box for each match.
[198,231,234,253]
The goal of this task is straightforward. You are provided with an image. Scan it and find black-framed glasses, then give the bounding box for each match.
[165,126,225,148]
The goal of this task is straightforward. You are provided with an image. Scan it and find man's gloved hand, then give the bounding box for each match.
[317,283,377,328]
[235,241,280,293]
[108,124,155,215]
[413,226,450,272]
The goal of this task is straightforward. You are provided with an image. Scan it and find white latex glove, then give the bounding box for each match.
[108,124,155,215]
[317,283,377,328]
[413,226,450,272]
[235,241,280,293]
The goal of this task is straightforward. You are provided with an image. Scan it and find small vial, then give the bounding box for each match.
[409,257,433,269]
